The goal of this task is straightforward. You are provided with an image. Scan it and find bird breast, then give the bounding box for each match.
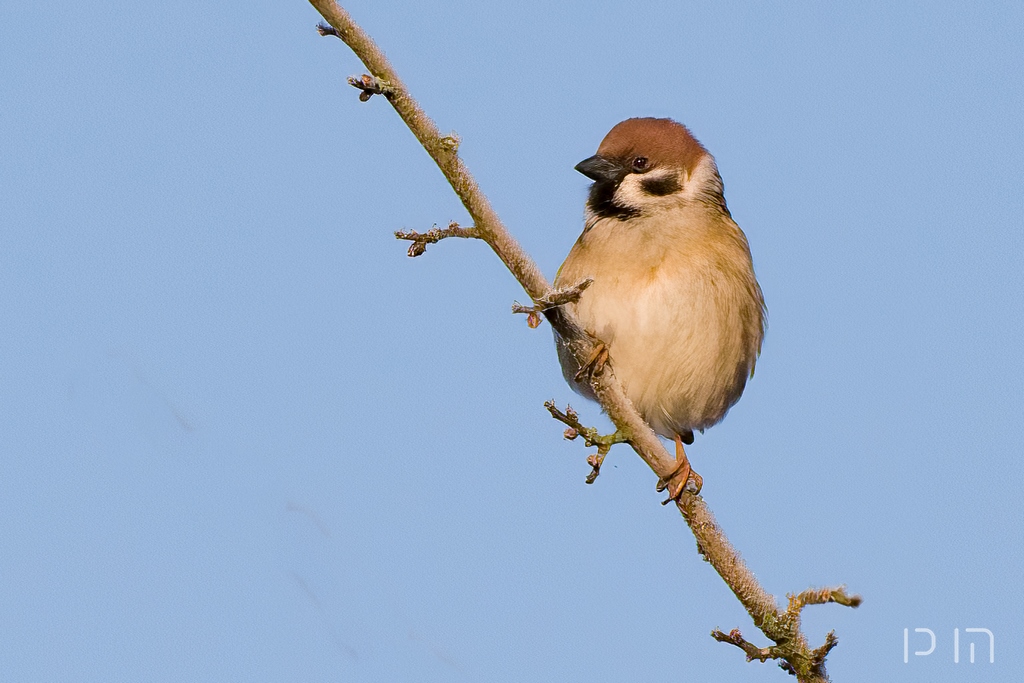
[554,207,763,439]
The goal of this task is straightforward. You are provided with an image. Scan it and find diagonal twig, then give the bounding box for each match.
[306,3,860,680]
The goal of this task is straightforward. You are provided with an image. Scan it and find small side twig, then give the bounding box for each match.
[810,631,840,670]
[787,586,863,615]
[545,400,631,483]
[512,278,593,328]
[711,628,779,663]
[316,22,339,37]
[347,73,393,101]
[395,221,481,257]
[315,27,395,103]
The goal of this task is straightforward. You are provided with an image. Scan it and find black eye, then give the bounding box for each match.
[631,156,649,172]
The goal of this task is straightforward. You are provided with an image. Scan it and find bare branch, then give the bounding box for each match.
[395,221,481,257]
[310,1,549,299]
[307,3,860,680]
[308,0,682,485]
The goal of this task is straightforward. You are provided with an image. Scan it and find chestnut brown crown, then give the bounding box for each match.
[596,117,708,175]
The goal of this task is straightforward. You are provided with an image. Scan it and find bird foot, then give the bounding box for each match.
[574,341,609,383]
[657,463,703,504]
[657,434,703,504]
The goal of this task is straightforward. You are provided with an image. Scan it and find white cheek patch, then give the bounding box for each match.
[679,155,723,203]
[614,169,679,208]
[610,154,722,210]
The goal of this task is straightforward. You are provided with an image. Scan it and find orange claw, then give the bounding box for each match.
[658,433,703,504]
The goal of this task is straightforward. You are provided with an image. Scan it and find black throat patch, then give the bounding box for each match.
[587,179,640,220]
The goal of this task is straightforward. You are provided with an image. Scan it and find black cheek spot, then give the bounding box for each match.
[641,175,681,196]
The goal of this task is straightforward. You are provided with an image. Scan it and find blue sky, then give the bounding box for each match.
[2,1,1022,681]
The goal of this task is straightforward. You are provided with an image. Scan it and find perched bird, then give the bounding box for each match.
[554,117,765,499]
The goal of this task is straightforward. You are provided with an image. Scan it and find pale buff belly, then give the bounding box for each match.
[555,254,755,439]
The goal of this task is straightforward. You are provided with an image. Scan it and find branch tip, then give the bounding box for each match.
[787,586,862,615]
[545,401,630,483]
[711,628,777,663]
[511,301,543,328]
[439,132,461,152]
[315,22,339,37]
[811,630,840,667]
[585,452,606,484]
[347,73,393,101]
[512,278,593,326]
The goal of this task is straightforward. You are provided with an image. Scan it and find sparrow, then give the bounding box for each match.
[554,117,765,499]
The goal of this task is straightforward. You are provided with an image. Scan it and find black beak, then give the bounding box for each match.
[574,155,627,183]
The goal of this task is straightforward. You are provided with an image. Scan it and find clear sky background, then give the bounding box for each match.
[2,1,1022,681]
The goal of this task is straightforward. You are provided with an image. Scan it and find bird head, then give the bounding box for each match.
[576,117,727,220]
